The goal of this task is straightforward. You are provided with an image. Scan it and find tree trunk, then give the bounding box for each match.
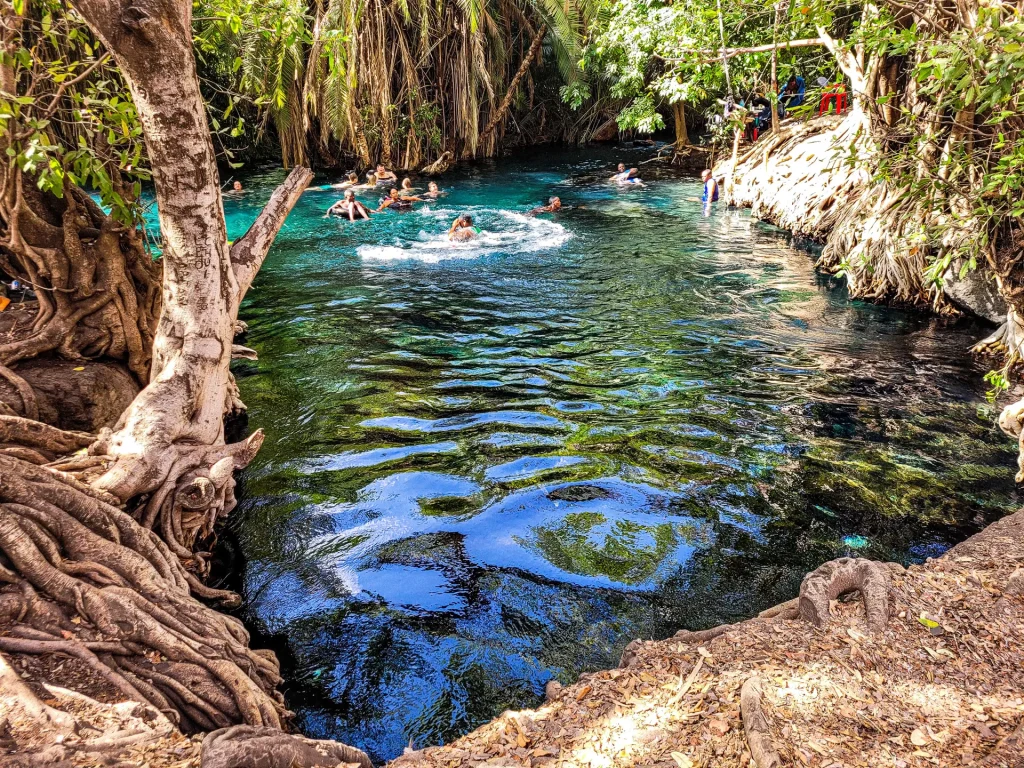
[479,24,547,145]
[673,101,689,149]
[68,0,312,501]
[770,1,781,134]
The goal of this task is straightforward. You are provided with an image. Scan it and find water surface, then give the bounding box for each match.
[222,148,1018,762]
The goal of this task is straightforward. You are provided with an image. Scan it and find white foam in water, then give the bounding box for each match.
[357,209,572,263]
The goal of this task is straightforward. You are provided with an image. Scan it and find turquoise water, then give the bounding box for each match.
[219,147,1017,762]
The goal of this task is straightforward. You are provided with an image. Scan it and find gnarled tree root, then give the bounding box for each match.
[740,676,782,768]
[200,725,374,768]
[0,453,284,733]
[798,557,892,633]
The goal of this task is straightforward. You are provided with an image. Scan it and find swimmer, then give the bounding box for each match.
[399,177,422,196]
[610,163,642,185]
[309,171,360,193]
[376,188,417,212]
[375,164,398,184]
[528,196,562,216]
[352,172,378,190]
[422,181,446,200]
[448,214,477,241]
[326,190,371,221]
[224,180,244,195]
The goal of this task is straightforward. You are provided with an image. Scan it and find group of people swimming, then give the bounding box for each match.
[317,157,719,243]
[323,164,447,222]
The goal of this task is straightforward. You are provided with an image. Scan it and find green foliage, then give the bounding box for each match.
[579,0,837,136]
[0,0,148,224]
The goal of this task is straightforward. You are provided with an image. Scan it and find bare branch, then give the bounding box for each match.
[655,37,828,64]
[229,165,314,300]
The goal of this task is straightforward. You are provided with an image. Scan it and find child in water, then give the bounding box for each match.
[448,214,477,241]
[326,190,371,221]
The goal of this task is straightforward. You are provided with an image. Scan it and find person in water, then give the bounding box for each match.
[610,163,642,185]
[701,169,719,217]
[399,177,421,197]
[375,164,398,184]
[422,181,445,199]
[376,188,419,211]
[448,214,477,241]
[352,172,378,190]
[326,190,371,221]
[529,196,562,215]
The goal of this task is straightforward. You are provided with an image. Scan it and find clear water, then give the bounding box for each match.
[217,147,1018,762]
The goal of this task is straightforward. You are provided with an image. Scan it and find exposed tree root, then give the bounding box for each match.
[740,676,782,768]
[798,557,893,633]
[0,453,287,734]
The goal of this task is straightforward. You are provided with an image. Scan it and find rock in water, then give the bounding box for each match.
[942,265,1007,323]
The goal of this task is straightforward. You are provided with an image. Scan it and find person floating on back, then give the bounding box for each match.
[701,170,719,217]
[326,190,372,221]
[610,163,642,185]
[448,214,477,241]
[529,196,562,216]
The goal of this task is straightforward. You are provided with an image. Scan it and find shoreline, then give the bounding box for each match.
[387,508,1024,768]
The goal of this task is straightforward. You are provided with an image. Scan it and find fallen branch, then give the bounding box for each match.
[655,37,827,63]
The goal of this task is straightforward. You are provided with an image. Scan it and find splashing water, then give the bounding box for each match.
[356,208,572,262]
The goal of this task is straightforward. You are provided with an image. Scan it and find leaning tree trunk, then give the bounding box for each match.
[0,1,384,764]
[478,24,547,147]
[68,0,310,503]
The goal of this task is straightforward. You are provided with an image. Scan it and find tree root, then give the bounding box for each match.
[0,453,286,733]
[798,557,892,633]
[200,724,374,768]
[740,676,782,768]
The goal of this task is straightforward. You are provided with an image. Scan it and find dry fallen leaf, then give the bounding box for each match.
[708,719,730,736]
[910,728,929,747]
[670,752,694,768]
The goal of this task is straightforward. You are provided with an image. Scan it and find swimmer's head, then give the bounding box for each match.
[232,181,242,191]
[344,190,355,200]
[460,214,473,226]
[389,189,400,199]
[428,182,439,192]
[701,169,712,180]
[549,196,561,208]
[376,164,387,174]
[617,163,625,172]
[347,172,358,182]
[402,177,413,189]
[367,173,378,184]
